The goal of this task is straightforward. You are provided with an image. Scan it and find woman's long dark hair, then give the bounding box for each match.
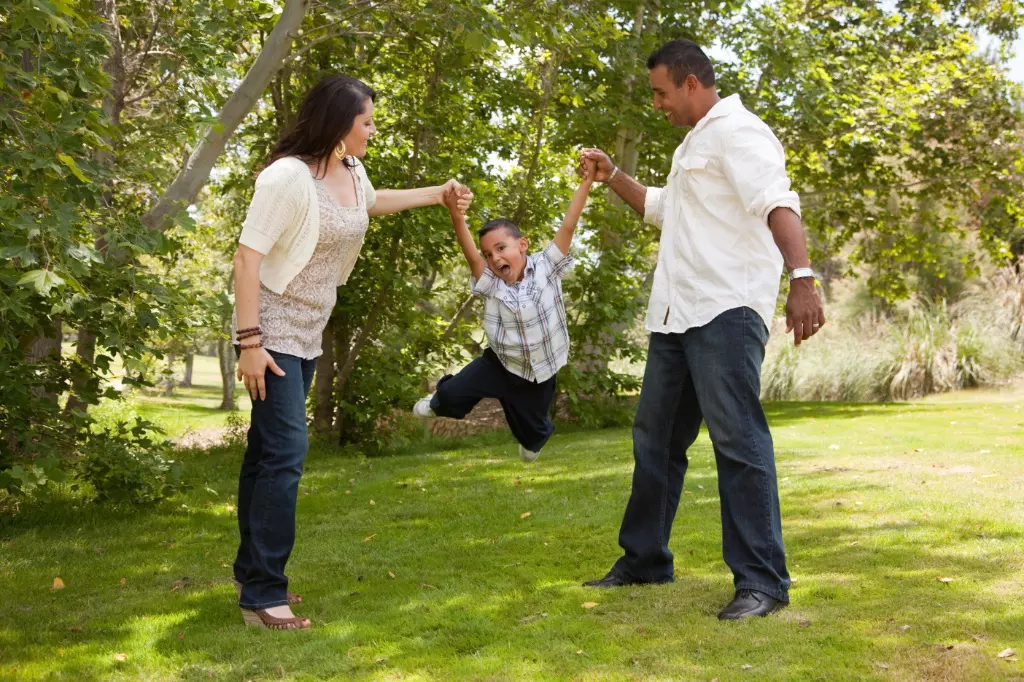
[268,74,376,175]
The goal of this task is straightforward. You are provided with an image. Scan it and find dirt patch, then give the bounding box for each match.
[174,427,231,450]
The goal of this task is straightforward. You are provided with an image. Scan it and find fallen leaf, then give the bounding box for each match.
[363,534,377,542]
[876,663,889,670]
[914,448,922,453]
[69,627,83,633]
[980,449,991,454]
[576,650,584,655]
[849,541,860,546]
[899,625,911,632]
[581,602,599,609]
[345,490,351,495]
[937,577,954,583]
[829,444,840,450]
[798,620,811,628]
[998,649,1016,659]
[177,633,184,641]
[52,577,65,590]
[369,500,375,505]
[420,583,438,590]
[940,644,954,651]
[171,577,192,591]
[221,563,229,568]
[119,577,127,585]
[520,512,531,519]
[387,571,396,579]
[741,664,753,670]
[374,657,387,664]
[113,653,128,662]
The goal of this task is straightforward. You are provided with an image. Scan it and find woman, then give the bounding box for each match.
[231,74,471,630]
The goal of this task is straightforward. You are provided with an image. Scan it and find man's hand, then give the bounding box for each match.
[439,179,473,215]
[785,278,825,346]
[581,157,597,182]
[578,148,615,182]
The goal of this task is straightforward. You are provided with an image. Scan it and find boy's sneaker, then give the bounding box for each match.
[519,444,541,463]
[413,395,435,418]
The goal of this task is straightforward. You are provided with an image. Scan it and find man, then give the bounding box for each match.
[580,39,825,620]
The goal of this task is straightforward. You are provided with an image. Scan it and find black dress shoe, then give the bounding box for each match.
[582,571,672,588]
[717,589,787,620]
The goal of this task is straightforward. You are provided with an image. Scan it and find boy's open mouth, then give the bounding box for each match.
[499,265,511,276]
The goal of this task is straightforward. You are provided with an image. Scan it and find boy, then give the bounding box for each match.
[414,160,596,461]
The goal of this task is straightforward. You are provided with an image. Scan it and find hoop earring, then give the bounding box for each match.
[334,142,347,161]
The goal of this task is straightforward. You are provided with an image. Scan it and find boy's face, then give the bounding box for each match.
[480,228,529,285]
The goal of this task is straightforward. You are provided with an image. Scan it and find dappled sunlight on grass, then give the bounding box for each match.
[2,393,1023,679]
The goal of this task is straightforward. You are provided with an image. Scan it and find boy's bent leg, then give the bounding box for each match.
[685,307,790,603]
[501,373,557,453]
[610,332,703,584]
[431,349,506,420]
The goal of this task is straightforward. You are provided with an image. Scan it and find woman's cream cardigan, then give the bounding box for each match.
[238,156,376,294]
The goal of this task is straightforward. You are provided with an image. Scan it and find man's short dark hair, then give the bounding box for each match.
[647,39,715,88]
[478,218,522,241]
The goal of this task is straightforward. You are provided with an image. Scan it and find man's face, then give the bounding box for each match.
[649,64,695,128]
[480,228,528,284]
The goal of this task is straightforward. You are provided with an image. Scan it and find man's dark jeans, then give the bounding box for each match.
[612,306,790,602]
[233,350,316,609]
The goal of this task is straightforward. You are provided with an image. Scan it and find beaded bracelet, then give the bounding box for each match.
[239,340,263,350]
[236,329,262,340]
[236,326,261,335]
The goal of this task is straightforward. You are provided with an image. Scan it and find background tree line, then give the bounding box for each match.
[2,0,1022,499]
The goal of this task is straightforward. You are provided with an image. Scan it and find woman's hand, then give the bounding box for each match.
[236,346,286,401]
[438,179,473,215]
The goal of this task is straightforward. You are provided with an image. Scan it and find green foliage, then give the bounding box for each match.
[75,427,185,504]
[4,0,1024,467]
[761,267,1024,402]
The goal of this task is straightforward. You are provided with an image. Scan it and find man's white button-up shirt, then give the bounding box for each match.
[643,94,801,334]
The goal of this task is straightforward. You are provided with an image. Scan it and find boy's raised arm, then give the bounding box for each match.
[553,160,595,256]
[445,187,486,280]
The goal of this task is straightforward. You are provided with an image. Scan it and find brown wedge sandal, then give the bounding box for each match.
[241,608,310,630]
[233,580,302,605]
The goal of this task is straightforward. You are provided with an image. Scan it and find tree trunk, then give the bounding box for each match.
[312,321,336,435]
[575,3,651,378]
[23,322,63,405]
[218,336,237,411]
[141,0,311,231]
[182,351,194,387]
[512,55,560,226]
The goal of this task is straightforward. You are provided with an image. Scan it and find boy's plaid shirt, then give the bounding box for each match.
[470,242,574,383]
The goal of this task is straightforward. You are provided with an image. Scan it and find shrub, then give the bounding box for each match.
[75,424,185,504]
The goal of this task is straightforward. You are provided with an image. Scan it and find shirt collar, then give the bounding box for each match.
[692,93,743,133]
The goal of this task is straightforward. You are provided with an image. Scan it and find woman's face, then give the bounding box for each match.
[341,98,377,158]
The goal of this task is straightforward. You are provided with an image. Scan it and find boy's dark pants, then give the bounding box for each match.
[430,348,556,453]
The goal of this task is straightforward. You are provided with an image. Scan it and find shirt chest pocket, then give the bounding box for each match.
[677,155,711,200]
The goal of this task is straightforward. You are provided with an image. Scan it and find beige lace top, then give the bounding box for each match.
[246,168,370,359]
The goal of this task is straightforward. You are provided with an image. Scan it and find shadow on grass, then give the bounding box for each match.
[2,414,1022,680]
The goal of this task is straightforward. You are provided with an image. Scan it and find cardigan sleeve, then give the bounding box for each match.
[354,160,376,210]
[238,161,307,255]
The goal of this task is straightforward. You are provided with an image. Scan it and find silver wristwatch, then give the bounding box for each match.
[788,267,817,282]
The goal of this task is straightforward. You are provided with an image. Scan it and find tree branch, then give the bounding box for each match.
[141,0,311,231]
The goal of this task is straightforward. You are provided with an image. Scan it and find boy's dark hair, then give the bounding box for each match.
[478,218,523,241]
[646,39,715,88]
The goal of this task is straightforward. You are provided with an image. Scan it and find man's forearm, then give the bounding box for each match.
[767,207,811,271]
[608,171,648,217]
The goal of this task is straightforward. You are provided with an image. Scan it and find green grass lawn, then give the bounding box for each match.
[2,387,1023,680]
[114,354,252,439]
